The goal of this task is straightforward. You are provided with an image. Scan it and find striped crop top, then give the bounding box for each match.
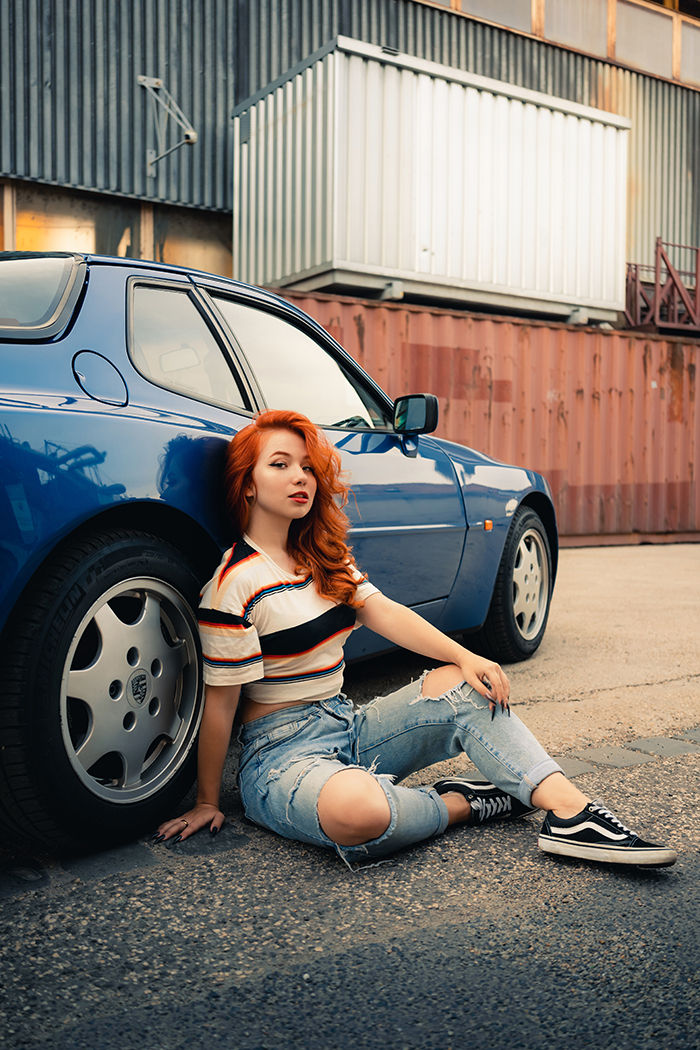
[198,535,379,704]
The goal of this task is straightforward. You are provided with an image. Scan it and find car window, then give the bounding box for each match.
[130,285,250,411]
[211,296,392,429]
[0,252,85,339]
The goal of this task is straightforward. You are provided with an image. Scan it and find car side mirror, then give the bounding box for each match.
[393,394,439,435]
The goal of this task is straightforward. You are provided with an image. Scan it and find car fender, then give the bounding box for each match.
[0,394,235,634]
[433,437,558,635]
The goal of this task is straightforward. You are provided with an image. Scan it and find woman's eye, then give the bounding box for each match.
[302,465,314,474]
[270,460,287,469]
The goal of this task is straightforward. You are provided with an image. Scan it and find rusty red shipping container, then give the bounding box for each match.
[283,292,699,543]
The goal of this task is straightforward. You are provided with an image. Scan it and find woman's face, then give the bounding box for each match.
[246,428,317,527]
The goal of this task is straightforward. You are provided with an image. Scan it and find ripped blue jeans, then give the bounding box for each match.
[237,675,562,866]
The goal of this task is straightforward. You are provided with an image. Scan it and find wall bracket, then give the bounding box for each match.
[138,75,198,177]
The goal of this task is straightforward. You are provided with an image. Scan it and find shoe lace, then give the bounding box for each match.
[590,801,633,835]
[473,795,511,821]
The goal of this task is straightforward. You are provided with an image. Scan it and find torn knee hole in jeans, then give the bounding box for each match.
[330,775,399,871]
[412,676,488,716]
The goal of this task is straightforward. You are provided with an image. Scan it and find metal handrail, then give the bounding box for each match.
[625,238,700,334]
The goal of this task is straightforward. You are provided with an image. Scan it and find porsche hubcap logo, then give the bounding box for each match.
[127,670,149,707]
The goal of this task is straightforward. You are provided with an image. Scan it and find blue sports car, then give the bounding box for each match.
[0,251,557,848]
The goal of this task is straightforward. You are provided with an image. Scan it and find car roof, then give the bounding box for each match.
[83,253,323,327]
[0,251,319,342]
[85,253,278,297]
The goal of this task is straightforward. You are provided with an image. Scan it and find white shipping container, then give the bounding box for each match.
[232,37,631,319]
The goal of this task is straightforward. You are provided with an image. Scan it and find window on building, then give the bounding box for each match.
[153,205,232,278]
[460,1,532,34]
[546,0,608,56]
[616,0,674,78]
[681,20,700,82]
[645,1,700,16]
[130,285,249,411]
[15,185,141,256]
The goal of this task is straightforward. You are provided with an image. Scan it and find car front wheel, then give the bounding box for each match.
[0,529,204,850]
[475,507,553,663]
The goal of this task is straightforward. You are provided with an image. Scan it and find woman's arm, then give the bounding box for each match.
[356,592,510,706]
[156,682,241,841]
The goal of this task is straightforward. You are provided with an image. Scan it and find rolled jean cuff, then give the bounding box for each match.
[518,758,563,807]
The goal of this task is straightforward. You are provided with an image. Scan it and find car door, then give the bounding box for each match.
[203,290,466,616]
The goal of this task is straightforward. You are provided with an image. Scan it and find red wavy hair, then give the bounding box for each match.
[224,410,363,607]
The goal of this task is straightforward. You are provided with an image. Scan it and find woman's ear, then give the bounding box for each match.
[245,484,255,504]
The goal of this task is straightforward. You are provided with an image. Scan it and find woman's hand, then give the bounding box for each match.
[154,801,224,843]
[357,594,511,715]
[457,652,510,715]
[152,683,240,844]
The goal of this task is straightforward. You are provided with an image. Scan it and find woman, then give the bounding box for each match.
[156,410,675,869]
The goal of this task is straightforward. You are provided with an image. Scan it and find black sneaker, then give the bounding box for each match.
[538,801,677,867]
[433,777,536,825]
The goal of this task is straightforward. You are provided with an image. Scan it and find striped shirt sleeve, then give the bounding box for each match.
[351,564,380,605]
[198,562,265,686]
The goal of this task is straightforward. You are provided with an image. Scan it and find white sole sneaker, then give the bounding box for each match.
[538,834,677,867]
[538,801,677,867]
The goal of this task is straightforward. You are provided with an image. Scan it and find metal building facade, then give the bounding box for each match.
[1,0,698,264]
[0,0,235,209]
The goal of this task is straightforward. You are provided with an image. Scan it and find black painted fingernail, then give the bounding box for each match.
[490,707,495,721]
[152,833,165,842]
[507,705,511,717]
[171,834,182,844]
[210,826,219,836]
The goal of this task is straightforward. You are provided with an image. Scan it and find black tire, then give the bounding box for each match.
[0,529,204,850]
[474,507,553,663]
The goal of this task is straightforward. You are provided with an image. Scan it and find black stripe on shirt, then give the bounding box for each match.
[218,538,259,581]
[229,539,256,564]
[259,605,355,658]
[198,607,251,628]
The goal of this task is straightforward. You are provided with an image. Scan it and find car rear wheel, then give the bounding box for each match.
[0,529,204,850]
[475,507,553,663]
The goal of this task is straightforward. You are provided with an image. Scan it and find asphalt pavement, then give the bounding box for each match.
[1,544,699,1050]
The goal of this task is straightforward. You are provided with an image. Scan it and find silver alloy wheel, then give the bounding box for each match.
[512,527,550,641]
[60,576,201,803]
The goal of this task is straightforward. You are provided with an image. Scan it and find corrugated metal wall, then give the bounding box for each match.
[235,0,700,268]
[234,38,630,316]
[284,291,699,539]
[0,0,235,209]
[1,0,698,256]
